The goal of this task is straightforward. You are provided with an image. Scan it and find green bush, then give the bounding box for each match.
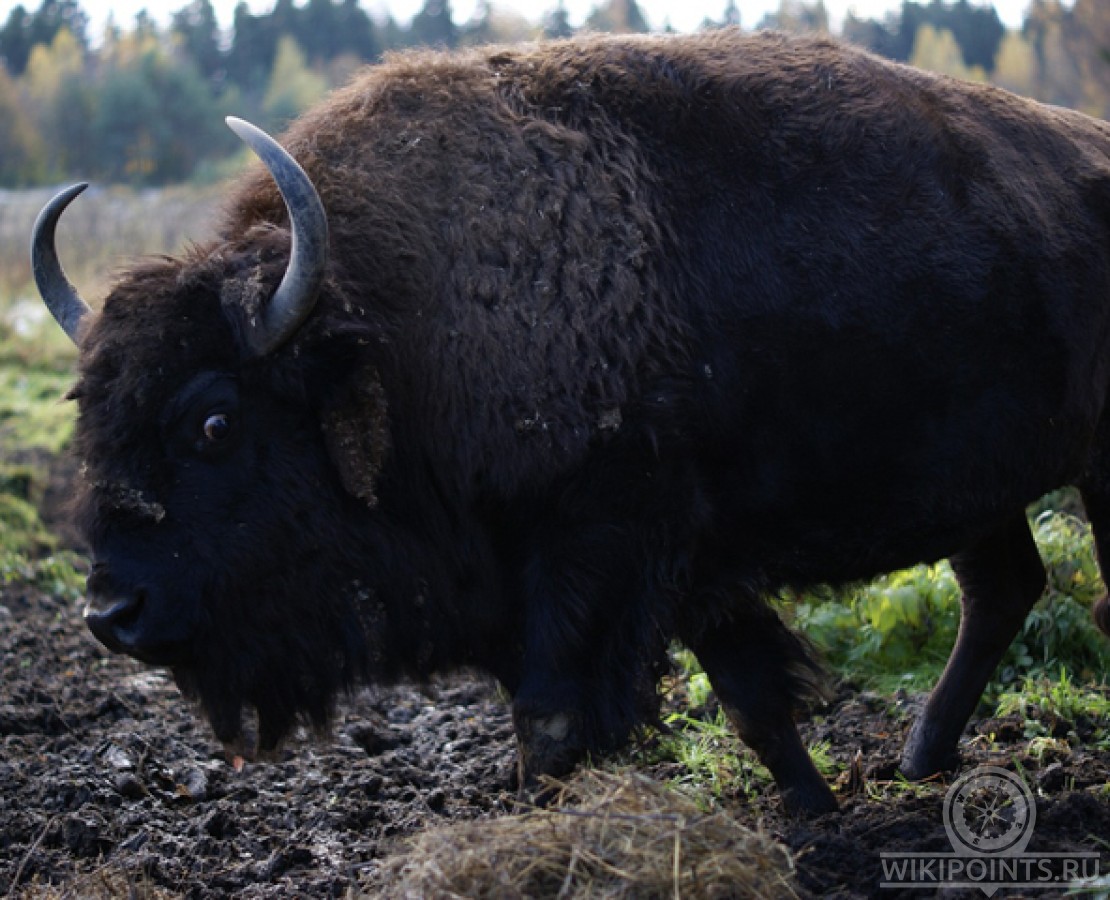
[0,474,84,602]
[793,509,1110,694]
[0,492,53,555]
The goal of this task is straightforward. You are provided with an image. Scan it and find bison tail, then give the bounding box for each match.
[1093,594,1110,638]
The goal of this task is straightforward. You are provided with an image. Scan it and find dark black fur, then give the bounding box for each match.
[67,30,1110,814]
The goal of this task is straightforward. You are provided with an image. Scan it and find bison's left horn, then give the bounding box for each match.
[30,182,93,345]
[226,117,328,357]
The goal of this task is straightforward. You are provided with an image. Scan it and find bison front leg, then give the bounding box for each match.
[901,513,1046,779]
[681,595,838,817]
[509,527,668,790]
[511,635,666,791]
[511,673,590,787]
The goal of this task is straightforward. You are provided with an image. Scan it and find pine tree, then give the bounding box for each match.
[172,0,224,86]
[410,0,458,48]
[542,1,574,39]
[0,5,32,75]
[585,0,650,34]
[0,0,87,76]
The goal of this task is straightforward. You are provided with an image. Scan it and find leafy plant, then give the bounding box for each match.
[668,648,713,708]
[0,544,85,601]
[793,507,1110,695]
[1002,512,1110,685]
[792,564,960,694]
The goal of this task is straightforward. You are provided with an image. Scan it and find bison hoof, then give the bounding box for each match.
[781,780,839,818]
[900,723,961,782]
[513,709,587,793]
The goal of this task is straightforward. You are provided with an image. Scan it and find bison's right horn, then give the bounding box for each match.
[226,117,328,357]
[30,182,92,345]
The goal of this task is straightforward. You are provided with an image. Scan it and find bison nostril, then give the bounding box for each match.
[117,590,145,630]
[82,589,191,665]
[84,592,145,652]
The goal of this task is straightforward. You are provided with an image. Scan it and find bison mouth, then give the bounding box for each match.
[171,648,346,762]
[83,584,342,756]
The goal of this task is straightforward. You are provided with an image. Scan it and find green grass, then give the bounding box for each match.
[994,670,1110,751]
[645,650,841,801]
[0,363,77,455]
[0,312,85,602]
[995,670,1110,724]
[0,441,84,603]
[0,492,52,552]
[0,283,80,458]
[650,706,778,802]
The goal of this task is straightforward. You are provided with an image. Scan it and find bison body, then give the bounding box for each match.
[37,29,1110,815]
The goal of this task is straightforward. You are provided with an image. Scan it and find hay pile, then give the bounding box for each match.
[11,870,178,900]
[370,770,798,898]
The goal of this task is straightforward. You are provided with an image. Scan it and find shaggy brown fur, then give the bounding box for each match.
[63,29,1110,815]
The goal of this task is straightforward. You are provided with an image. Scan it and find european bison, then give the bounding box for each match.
[33,29,1110,816]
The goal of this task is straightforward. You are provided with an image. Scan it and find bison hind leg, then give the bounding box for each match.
[680,591,837,817]
[900,513,1046,781]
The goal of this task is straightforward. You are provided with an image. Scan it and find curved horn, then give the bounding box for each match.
[226,117,328,357]
[31,183,92,345]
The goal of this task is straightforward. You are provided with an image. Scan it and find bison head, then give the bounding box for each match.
[32,119,388,754]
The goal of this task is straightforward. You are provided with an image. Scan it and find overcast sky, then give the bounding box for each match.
[0,0,1036,43]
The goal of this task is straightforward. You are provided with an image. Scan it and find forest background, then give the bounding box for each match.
[0,0,1108,188]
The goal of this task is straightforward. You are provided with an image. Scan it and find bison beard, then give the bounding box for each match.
[33,28,1110,817]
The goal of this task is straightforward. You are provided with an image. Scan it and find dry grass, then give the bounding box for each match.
[9,869,180,900]
[369,770,798,899]
[0,185,224,313]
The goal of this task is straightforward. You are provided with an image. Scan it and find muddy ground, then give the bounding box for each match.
[1,472,1108,898]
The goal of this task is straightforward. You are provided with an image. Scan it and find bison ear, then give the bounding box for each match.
[320,363,390,508]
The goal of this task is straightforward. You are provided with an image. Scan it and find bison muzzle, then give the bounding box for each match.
[31,29,1110,816]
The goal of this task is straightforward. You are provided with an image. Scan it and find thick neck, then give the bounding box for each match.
[338,496,518,689]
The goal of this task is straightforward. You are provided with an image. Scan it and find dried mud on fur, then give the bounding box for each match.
[368,770,797,899]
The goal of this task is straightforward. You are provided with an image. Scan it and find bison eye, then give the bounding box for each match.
[203,413,232,443]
